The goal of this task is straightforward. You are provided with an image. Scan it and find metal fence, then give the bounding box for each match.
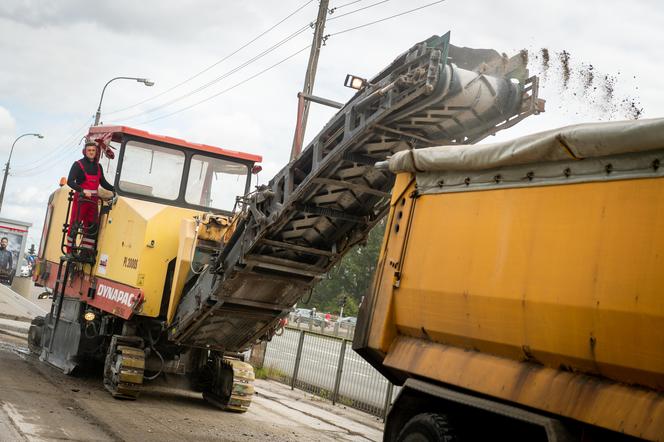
[288,314,355,340]
[288,316,356,339]
[257,327,395,417]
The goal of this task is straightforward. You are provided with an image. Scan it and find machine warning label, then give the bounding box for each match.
[97,254,108,275]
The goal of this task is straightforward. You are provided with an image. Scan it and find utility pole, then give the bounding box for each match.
[290,0,330,160]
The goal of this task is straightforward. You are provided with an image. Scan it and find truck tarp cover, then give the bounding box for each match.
[387,118,664,173]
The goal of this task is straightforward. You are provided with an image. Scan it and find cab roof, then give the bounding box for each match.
[89,125,262,163]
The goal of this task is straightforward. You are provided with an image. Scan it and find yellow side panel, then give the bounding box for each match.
[41,188,201,318]
[166,219,196,325]
[42,187,72,264]
[394,177,664,389]
[96,198,199,318]
[365,173,415,355]
[94,200,150,288]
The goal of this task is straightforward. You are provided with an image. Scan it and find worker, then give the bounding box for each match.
[0,237,13,281]
[65,141,115,255]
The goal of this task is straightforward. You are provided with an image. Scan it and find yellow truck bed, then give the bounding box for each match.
[354,119,664,440]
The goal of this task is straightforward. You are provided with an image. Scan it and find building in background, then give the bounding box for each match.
[0,217,31,285]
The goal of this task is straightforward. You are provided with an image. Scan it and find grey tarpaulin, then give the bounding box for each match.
[386,118,664,174]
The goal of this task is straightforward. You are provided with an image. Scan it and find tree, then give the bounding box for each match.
[309,219,385,315]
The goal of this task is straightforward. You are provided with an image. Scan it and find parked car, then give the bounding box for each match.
[19,264,32,277]
[292,308,324,327]
[338,316,357,326]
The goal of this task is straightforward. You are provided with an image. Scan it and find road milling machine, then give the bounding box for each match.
[30,32,543,412]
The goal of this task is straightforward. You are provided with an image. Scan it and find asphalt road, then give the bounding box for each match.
[263,329,391,412]
[0,285,384,442]
[0,333,383,442]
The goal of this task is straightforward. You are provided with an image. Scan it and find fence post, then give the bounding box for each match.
[291,330,306,390]
[248,341,267,368]
[331,338,347,404]
[382,383,394,421]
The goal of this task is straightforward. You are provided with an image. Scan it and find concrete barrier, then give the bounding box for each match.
[0,283,46,322]
[11,276,33,299]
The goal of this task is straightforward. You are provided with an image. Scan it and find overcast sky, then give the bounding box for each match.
[1,0,662,248]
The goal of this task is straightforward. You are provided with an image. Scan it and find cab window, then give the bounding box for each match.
[185,154,248,211]
[100,141,120,180]
[119,141,185,200]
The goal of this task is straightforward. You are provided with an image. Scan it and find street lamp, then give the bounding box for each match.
[94,76,154,125]
[0,133,44,213]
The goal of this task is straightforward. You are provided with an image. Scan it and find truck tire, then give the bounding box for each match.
[397,413,457,442]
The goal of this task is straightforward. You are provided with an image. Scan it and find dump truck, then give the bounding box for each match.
[353,118,664,441]
[29,32,542,412]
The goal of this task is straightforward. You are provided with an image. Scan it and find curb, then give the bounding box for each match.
[0,328,28,340]
[0,319,30,336]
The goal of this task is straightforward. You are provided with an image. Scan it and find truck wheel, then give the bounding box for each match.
[397,413,457,442]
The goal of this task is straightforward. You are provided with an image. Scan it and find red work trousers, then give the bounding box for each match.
[66,193,99,253]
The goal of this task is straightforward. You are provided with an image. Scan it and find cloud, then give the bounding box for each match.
[8,185,51,206]
[0,1,262,40]
[0,106,17,154]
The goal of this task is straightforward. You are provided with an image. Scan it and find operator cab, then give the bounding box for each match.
[89,126,262,214]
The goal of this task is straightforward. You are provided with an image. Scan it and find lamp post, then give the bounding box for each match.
[94,76,155,125]
[0,133,44,213]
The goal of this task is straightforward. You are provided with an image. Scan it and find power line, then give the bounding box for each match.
[137,45,312,125]
[12,145,79,176]
[12,117,90,169]
[330,0,364,11]
[112,0,408,124]
[117,25,312,122]
[13,144,80,176]
[327,0,391,22]
[12,116,93,175]
[112,0,393,123]
[105,0,314,116]
[108,1,446,127]
[12,120,88,172]
[327,0,446,36]
[12,117,93,176]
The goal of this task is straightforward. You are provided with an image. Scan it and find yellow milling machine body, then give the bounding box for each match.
[354,118,664,441]
[32,125,260,410]
[38,184,207,320]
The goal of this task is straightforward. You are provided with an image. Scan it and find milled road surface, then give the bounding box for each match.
[0,333,383,442]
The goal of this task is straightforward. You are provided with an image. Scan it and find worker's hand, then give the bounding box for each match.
[83,190,92,198]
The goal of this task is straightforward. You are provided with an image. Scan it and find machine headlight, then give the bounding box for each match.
[344,74,368,90]
[83,311,96,322]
